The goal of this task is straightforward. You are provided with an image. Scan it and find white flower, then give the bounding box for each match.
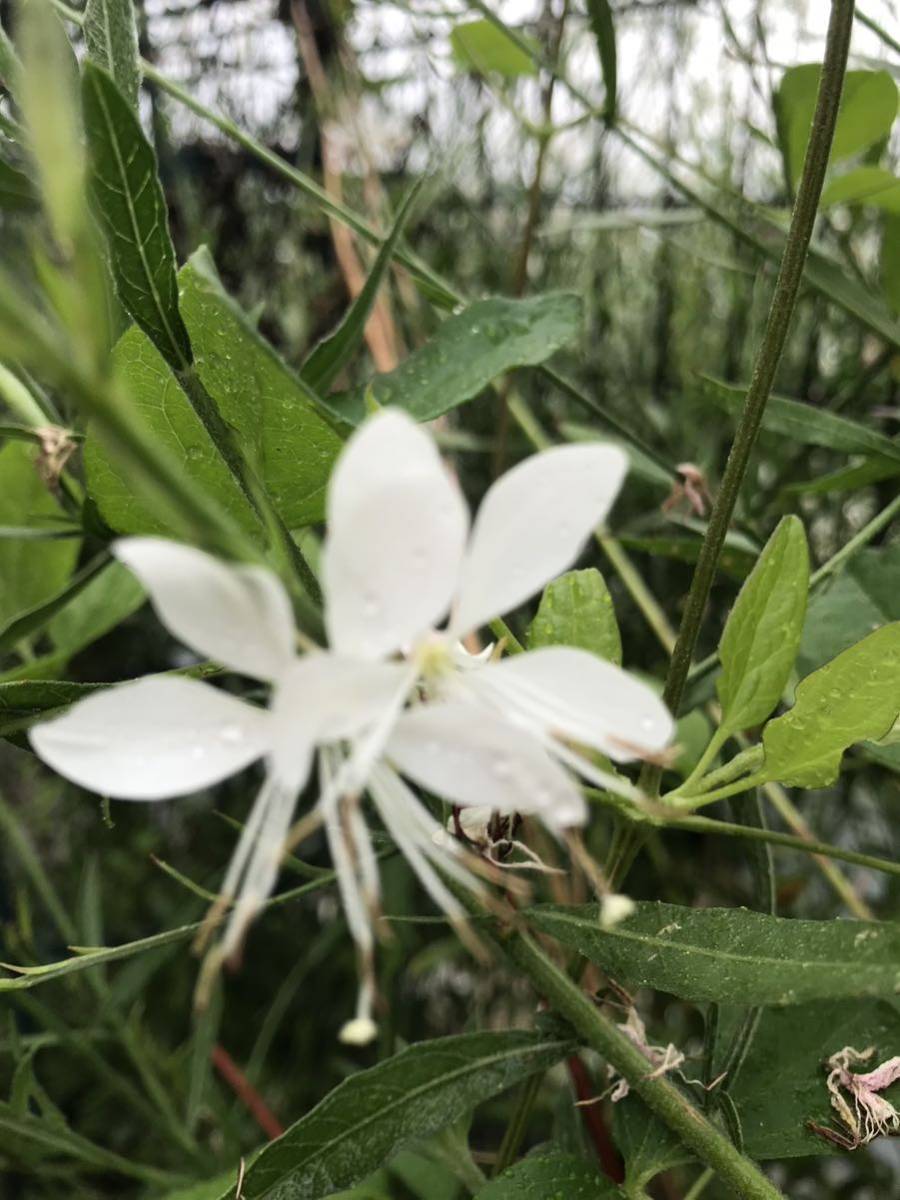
[30,409,672,1035]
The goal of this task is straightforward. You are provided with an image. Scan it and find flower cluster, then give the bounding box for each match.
[31,410,673,1040]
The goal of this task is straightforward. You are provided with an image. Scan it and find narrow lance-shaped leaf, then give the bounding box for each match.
[586,0,616,124]
[324,293,583,426]
[17,0,85,250]
[301,180,421,394]
[86,250,343,535]
[761,622,900,787]
[81,62,192,371]
[798,544,900,676]
[624,130,900,350]
[0,552,109,656]
[0,443,79,630]
[83,0,141,113]
[699,376,900,464]
[217,1032,574,1200]
[0,160,38,212]
[728,999,900,1160]
[616,998,900,1165]
[717,516,809,736]
[528,568,622,665]
[1,560,147,682]
[527,900,900,1005]
[475,1152,623,1198]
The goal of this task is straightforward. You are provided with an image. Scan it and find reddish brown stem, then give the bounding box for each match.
[211,1043,285,1140]
[566,1053,625,1183]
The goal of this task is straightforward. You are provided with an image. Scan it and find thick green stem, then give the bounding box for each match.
[497,928,784,1200]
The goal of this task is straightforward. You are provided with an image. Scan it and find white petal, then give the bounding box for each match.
[322,411,468,659]
[114,538,295,682]
[220,772,299,958]
[29,677,270,800]
[473,646,674,761]
[387,702,585,828]
[369,763,477,920]
[321,753,375,954]
[451,444,627,636]
[271,653,410,745]
[272,654,416,795]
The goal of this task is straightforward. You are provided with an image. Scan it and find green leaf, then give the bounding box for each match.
[617,998,900,1166]
[728,999,900,1159]
[762,622,900,787]
[526,900,900,1005]
[0,443,79,631]
[698,375,900,464]
[219,1032,574,1200]
[301,181,421,393]
[0,1099,178,1185]
[86,251,342,534]
[0,679,105,735]
[799,545,900,676]
[626,131,900,348]
[672,708,715,779]
[83,0,140,113]
[777,65,898,186]
[781,456,900,497]
[717,516,809,736]
[47,558,144,655]
[527,569,621,665]
[613,1099,690,1190]
[619,534,756,581]
[586,0,616,124]
[450,20,537,79]
[325,294,582,427]
[821,165,900,212]
[179,249,342,525]
[474,1151,622,1198]
[0,159,37,211]
[84,325,253,537]
[0,552,109,656]
[81,62,192,370]
[17,0,86,249]
[1,559,146,681]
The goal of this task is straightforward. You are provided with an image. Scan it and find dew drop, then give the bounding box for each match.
[219,724,244,745]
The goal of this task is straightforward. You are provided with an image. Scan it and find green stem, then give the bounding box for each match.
[496,928,784,1199]
[809,490,900,586]
[489,617,525,655]
[760,777,873,919]
[673,772,768,810]
[652,0,855,733]
[855,7,900,53]
[684,1167,715,1200]
[687,486,900,687]
[676,726,728,796]
[595,533,677,654]
[675,744,764,799]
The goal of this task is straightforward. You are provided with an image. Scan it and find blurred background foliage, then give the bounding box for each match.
[0,0,899,1196]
